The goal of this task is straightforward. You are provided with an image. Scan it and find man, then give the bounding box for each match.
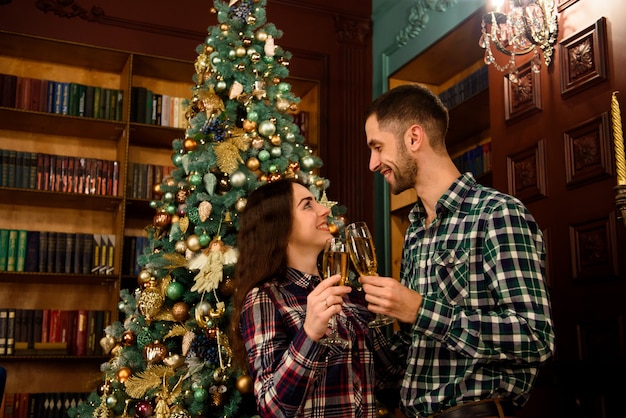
[359,84,555,418]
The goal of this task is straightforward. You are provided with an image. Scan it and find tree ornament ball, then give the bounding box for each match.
[219,23,229,31]
[269,172,282,182]
[172,301,190,322]
[105,395,118,408]
[194,387,209,402]
[176,189,189,204]
[315,179,324,188]
[143,341,167,364]
[236,374,253,394]
[235,45,246,57]
[116,366,132,383]
[270,135,282,146]
[258,149,270,162]
[251,137,264,149]
[138,269,152,286]
[301,155,315,170]
[230,170,247,188]
[276,98,290,112]
[189,172,203,186]
[198,232,211,247]
[256,30,268,41]
[258,120,276,137]
[135,400,154,418]
[186,234,202,252]
[153,183,163,195]
[235,197,247,212]
[328,222,339,235]
[246,156,260,171]
[121,330,136,346]
[219,276,235,296]
[166,281,185,300]
[172,152,184,167]
[270,147,282,158]
[243,119,257,132]
[183,138,197,151]
[153,211,171,228]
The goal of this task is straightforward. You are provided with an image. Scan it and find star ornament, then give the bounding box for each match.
[318,190,337,210]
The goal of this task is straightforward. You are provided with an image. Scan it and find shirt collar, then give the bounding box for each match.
[408,172,476,223]
[285,266,321,291]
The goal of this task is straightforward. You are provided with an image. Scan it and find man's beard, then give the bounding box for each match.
[389,143,417,195]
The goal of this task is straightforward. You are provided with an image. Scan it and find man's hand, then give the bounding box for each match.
[359,275,422,324]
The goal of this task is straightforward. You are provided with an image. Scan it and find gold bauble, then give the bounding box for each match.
[276,98,290,112]
[259,174,268,183]
[235,197,247,212]
[165,176,176,187]
[269,135,281,146]
[236,63,246,71]
[138,269,152,287]
[172,301,190,322]
[256,31,268,42]
[153,183,162,195]
[176,189,189,204]
[100,335,116,355]
[163,354,185,369]
[272,77,280,85]
[269,173,282,182]
[235,46,246,57]
[183,138,198,151]
[116,367,132,383]
[174,240,187,254]
[242,119,257,132]
[246,157,260,171]
[138,285,165,321]
[315,179,324,188]
[328,223,339,235]
[289,103,299,112]
[220,23,229,31]
[236,374,253,394]
[186,234,202,252]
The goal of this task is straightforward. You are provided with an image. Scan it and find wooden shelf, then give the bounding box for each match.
[0,187,122,211]
[0,107,125,141]
[0,271,118,285]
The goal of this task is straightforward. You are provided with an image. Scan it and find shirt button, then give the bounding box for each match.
[419,261,426,268]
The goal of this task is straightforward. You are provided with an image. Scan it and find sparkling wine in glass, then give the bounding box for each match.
[345,222,395,328]
[319,238,350,348]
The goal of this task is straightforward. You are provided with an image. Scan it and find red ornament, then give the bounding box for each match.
[135,400,153,418]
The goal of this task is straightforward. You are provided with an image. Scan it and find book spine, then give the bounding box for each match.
[24,230,40,272]
[0,308,8,355]
[0,228,9,271]
[6,308,16,355]
[37,231,48,273]
[6,229,18,272]
[15,229,28,272]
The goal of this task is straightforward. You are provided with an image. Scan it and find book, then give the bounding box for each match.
[6,149,17,188]
[54,232,66,273]
[64,231,75,274]
[41,309,49,343]
[93,86,102,119]
[0,228,9,270]
[106,235,115,275]
[48,309,61,343]
[0,309,8,355]
[27,152,38,189]
[86,310,97,356]
[24,230,40,272]
[37,231,48,273]
[82,233,93,274]
[1,73,18,107]
[15,229,28,272]
[84,85,95,118]
[74,309,88,356]
[46,231,56,273]
[6,308,16,355]
[29,78,42,111]
[6,229,19,272]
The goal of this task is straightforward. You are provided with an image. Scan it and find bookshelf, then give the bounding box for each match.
[0,29,319,395]
[0,30,191,394]
[386,9,491,280]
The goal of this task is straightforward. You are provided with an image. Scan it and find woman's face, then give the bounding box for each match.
[288,183,333,254]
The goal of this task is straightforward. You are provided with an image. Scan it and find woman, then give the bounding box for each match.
[230,179,400,417]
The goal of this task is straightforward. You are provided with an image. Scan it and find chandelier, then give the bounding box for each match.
[479,0,558,81]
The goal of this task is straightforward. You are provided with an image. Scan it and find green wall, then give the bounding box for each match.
[371,0,485,275]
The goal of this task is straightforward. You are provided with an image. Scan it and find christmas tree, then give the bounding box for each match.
[69,1,345,417]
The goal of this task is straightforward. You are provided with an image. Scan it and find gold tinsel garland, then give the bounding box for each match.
[124,365,175,398]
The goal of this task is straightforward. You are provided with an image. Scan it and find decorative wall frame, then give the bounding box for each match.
[557,0,580,13]
[569,214,619,281]
[504,60,542,124]
[506,139,547,203]
[564,113,613,189]
[559,17,608,98]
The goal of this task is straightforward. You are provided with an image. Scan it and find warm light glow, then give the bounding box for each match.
[479,0,558,80]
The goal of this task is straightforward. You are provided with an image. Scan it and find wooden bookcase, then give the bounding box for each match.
[0,30,192,394]
[0,30,319,395]
[385,9,491,280]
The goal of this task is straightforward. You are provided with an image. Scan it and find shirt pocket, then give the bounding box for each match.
[431,247,469,304]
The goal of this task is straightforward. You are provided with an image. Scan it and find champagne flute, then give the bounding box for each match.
[345,222,395,328]
[319,237,350,348]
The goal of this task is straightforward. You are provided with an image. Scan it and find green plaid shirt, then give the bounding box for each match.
[393,173,554,417]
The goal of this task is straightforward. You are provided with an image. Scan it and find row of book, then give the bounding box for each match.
[0,73,124,121]
[126,162,175,200]
[452,142,492,178]
[0,149,119,196]
[0,230,115,275]
[438,65,489,111]
[130,86,188,128]
[1,392,89,418]
[0,309,111,357]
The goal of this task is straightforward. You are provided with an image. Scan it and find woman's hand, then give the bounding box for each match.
[303,274,352,341]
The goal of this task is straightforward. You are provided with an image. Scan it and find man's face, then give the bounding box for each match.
[365,115,417,195]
